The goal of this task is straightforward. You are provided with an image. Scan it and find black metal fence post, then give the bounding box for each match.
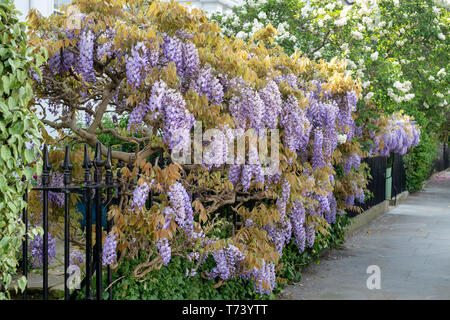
[42,145,51,300]
[62,146,73,300]
[21,176,28,300]
[82,144,93,300]
[105,146,113,299]
[93,142,105,300]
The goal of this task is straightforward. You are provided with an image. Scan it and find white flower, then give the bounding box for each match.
[236,31,247,39]
[301,6,310,18]
[258,12,267,20]
[232,17,240,27]
[247,0,257,8]
[325,2,336,11]
[393,81,412,93]
[335,17,348,27]
[404,93,415,101]
[393,0,400,7]
[365,92,374,101]
[370,52,379,61]
[429,75,436,81]
[437,68,446,77]
[418,57,425,61]
[362,17,373,25]
[357,23,365,32]
[362,81,371,88]
[338,134,348,144]
[423,102,429,109]
[318,8,326,15]
[346,59,357,69]
[438,33,446,40]
[396,40,405,46]
[436,92,444,98]
[351,30,363,40]
[433,6,440,15]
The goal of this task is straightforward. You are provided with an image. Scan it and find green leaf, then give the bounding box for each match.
[18,276,27,292]
[0,145,11,161]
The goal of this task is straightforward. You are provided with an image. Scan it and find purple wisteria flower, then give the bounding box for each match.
[192,66,224,104]
[77,30,95,82]
[280,95,311,154]
[130,181,151,209]
[29,233,56,268]
[156,238,171,266]
[252,259,276,296]
[36,172,64,207]
[259,79,282,129]
[208,245,245,280]
[69,248,85,266]
[312,129,326,169]
[229,81,265,132]
[305,224,315,248]
[167,182,194,235]
[102,233,117,266]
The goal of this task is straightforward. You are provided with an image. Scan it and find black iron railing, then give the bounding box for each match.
[363,156,387,210]
[21,142,122,300]
[431,143,449,173]
[391,153,406,199]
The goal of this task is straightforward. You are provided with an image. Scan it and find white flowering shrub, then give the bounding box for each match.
[213,0,449,142]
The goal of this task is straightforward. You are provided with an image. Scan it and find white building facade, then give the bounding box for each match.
[13,0,242,21]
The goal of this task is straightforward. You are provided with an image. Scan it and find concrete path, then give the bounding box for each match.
[281,170,450,300]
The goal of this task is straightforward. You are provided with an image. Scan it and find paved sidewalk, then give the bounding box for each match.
[281,170,450,300]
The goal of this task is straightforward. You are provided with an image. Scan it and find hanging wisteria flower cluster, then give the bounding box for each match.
[29,233,56,268]
[370,112,421,156]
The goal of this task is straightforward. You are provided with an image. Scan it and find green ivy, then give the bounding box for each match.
[403,131,439,193]
[0,0,45,299]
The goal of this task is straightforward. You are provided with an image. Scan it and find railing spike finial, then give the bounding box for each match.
[82,144,92,184]
[42,144,52,186]
[94,141,105,168]
[105,146,113,185]
[62,146,73,185]
[105,146,112,170]
[82,144,92,169]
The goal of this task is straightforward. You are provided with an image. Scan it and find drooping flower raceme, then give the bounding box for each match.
[208,245,245,280]
[156,238,171,266]
[167,182,194,235]
[29,233,56,268]
[102,233,117,266]
[77,29,95,82]
[130,182,151,209]
[69,249,85,266]
[371,112,420,156]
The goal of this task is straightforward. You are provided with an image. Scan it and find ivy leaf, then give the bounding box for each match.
[0,145,11,161]
[18,276,27,292]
